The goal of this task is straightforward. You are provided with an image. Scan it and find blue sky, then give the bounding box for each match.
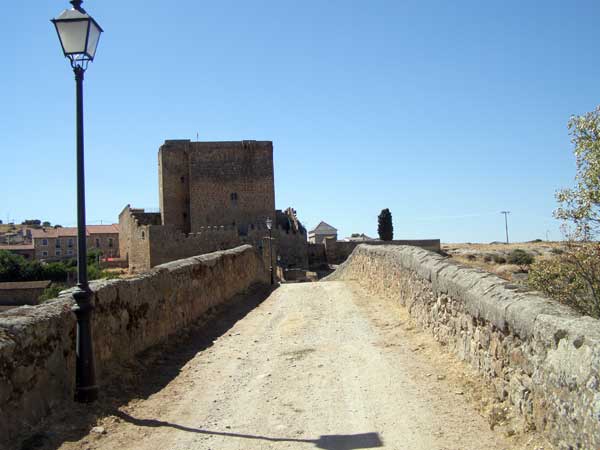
[3,1,600,242]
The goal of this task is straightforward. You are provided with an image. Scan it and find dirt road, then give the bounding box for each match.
[44,281,544,450]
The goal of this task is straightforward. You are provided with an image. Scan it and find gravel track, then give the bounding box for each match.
[47,281,537,450]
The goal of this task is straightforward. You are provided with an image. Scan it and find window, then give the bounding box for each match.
[55,239,61,248]
[42,251,48,257]
[141,231,145,240]
[95,238,100,248]
[55,249,62,256]
[67,249,74,256]
[108,238,113,248]
[68,239,73,248]
[42,239,48,246]
[230,192,238,205]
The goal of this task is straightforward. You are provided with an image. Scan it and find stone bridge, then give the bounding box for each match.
[1,245,598,449]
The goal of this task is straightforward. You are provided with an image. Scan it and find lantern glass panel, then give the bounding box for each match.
[55,19,89,55]
[86,20,101,58]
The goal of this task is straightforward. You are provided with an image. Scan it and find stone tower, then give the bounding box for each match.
[158,140,275,234]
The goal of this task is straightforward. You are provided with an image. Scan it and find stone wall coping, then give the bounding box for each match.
[339,244,600,345]
[0,245,257,351]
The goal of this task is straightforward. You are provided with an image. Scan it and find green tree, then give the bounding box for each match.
[0,250,23,281]
[555,106,600,237]
[378,209,393,241]
[528,106,600,318]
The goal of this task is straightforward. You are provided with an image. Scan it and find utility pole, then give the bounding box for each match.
[500,211,510,244]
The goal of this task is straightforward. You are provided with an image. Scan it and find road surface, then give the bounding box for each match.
[47,281,542,450]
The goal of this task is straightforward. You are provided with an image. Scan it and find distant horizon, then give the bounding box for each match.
[5,1,599,243]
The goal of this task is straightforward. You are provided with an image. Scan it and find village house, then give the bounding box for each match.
[31,225,120,261]
[308,221,338,244]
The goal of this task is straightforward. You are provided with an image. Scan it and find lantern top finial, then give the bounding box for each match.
[70,0,84,11]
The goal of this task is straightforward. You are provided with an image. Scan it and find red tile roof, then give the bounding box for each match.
[30,224,119,239]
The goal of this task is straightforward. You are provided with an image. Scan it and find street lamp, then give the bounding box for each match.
[52,0,103,403]
[265,217,274,285]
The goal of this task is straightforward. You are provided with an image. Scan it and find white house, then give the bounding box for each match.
[308,221,338,244]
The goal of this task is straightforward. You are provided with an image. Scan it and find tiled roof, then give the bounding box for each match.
[309,221,338,234]
[30,224,119,239]
[87,224,120,234]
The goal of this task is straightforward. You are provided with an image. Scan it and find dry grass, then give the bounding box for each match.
[442,241,565,282]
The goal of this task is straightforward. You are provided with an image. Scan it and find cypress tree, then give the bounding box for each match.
[378,209,393,241]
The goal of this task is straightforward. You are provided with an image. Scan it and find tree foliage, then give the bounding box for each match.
[555,106,600,237]
[528,106,600,318]
[0,250,111,283]
[377,209,393,241]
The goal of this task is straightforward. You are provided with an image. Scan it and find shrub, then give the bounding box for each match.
[492,254,507,264]
[39,284,66,302]
[507,249,534,270]
[528,243,600,318]
[483,254,493,262]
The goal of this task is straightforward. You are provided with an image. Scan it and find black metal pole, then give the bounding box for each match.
[504,214,509,245]
[72,65,98,403]
[269,227,274,285]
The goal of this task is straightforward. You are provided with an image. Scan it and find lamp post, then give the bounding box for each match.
[265,217,274,285]
[52,0,103,403]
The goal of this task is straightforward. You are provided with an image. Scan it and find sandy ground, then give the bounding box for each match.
[19,281,550,450]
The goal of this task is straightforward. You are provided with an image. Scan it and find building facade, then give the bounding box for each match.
[308,221,338,244]
[31,225,119,261]
[159,140,275,234]
[120,140,308,272]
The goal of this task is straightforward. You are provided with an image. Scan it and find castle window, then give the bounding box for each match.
[141,231,145,240]
[180,176,185,183]
[230,192,238,205]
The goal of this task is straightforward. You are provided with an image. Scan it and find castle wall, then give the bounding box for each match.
[277,227,308,269]
[158,141,191,233]
[142,223,275,271]
[187,141,275,232]
[118,206,160,272]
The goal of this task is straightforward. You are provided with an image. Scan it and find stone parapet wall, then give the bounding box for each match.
[324,238,441,265]
[327,244,600,449]
[0,245,269,446]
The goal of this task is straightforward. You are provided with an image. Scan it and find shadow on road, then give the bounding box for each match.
[112,409,383,450]
[16,284,277,450]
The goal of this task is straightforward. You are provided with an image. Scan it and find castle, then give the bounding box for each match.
[119,140,308,272]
